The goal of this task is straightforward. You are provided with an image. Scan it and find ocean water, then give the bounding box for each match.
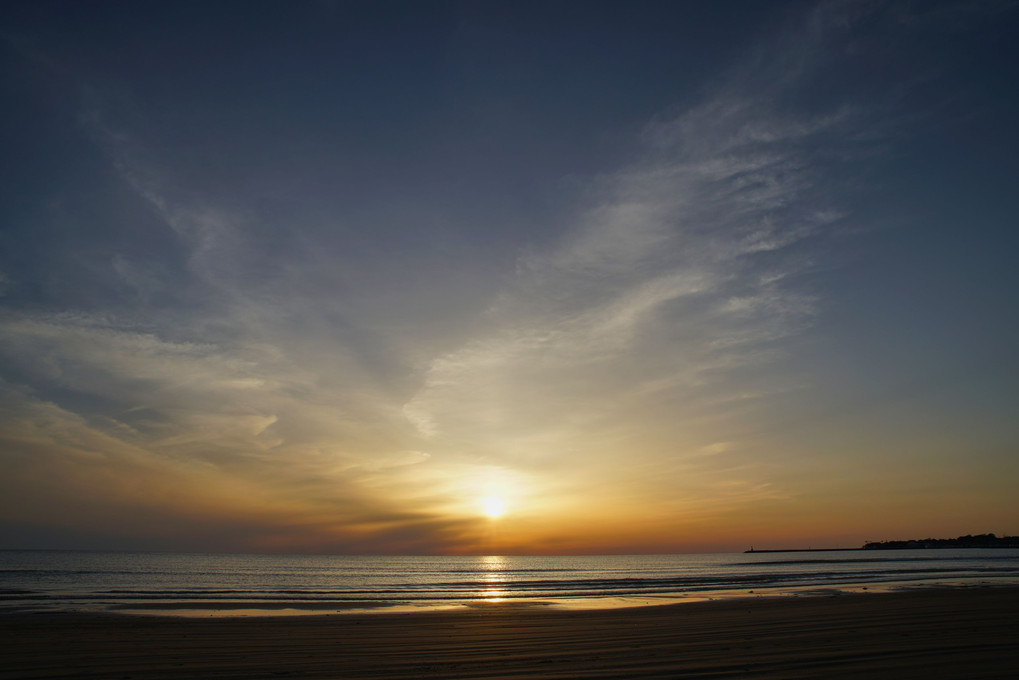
[2,549,1018,616]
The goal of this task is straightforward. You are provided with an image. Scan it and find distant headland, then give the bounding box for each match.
[861,533,1019,550]
[745,533,1019,553]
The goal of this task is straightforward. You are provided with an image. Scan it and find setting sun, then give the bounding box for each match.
[482,496,506,519]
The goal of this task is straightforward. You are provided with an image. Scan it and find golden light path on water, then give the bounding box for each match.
[481,555,507,602]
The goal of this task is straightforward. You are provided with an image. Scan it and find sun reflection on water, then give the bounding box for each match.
[480,555,507,602]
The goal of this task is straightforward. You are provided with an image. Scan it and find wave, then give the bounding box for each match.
[3,550,1018,613]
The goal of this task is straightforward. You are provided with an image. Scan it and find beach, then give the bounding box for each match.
[3,587,1017,679]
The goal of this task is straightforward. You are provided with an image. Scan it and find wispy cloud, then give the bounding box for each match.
[6,0,1008,552]
[7,1,863,550]
[403,9,856,474]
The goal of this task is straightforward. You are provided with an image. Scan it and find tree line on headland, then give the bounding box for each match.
[744,533,1019,553]
[862,533,1019,550]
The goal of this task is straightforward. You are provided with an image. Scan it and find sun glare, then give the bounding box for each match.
[482,496,505,519]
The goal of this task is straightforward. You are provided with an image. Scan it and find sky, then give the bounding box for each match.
[1,0,1017,554]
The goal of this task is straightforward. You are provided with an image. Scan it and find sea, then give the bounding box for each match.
[3,549,1018,617]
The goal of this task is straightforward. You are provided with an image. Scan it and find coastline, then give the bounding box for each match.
[3,586,1017,679]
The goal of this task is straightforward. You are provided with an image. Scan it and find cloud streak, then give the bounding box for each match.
[2,0,1016,552]
[5,1,853,551]
[403,8,855,472]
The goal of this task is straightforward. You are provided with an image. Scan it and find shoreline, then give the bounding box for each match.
[8,578,1014,619]
[3,586,1017,679]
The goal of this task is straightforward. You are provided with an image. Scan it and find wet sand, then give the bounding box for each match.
[2,587,1017,679]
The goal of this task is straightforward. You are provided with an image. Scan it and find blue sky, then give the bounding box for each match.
[1,0,1017,553]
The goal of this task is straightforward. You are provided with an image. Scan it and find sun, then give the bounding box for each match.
[482,496,506,519]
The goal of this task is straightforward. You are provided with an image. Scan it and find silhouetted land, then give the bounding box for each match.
[746,533,1019,553]
[862,533,1019,550]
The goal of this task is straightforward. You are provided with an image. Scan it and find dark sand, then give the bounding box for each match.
[3,588,1017,679]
